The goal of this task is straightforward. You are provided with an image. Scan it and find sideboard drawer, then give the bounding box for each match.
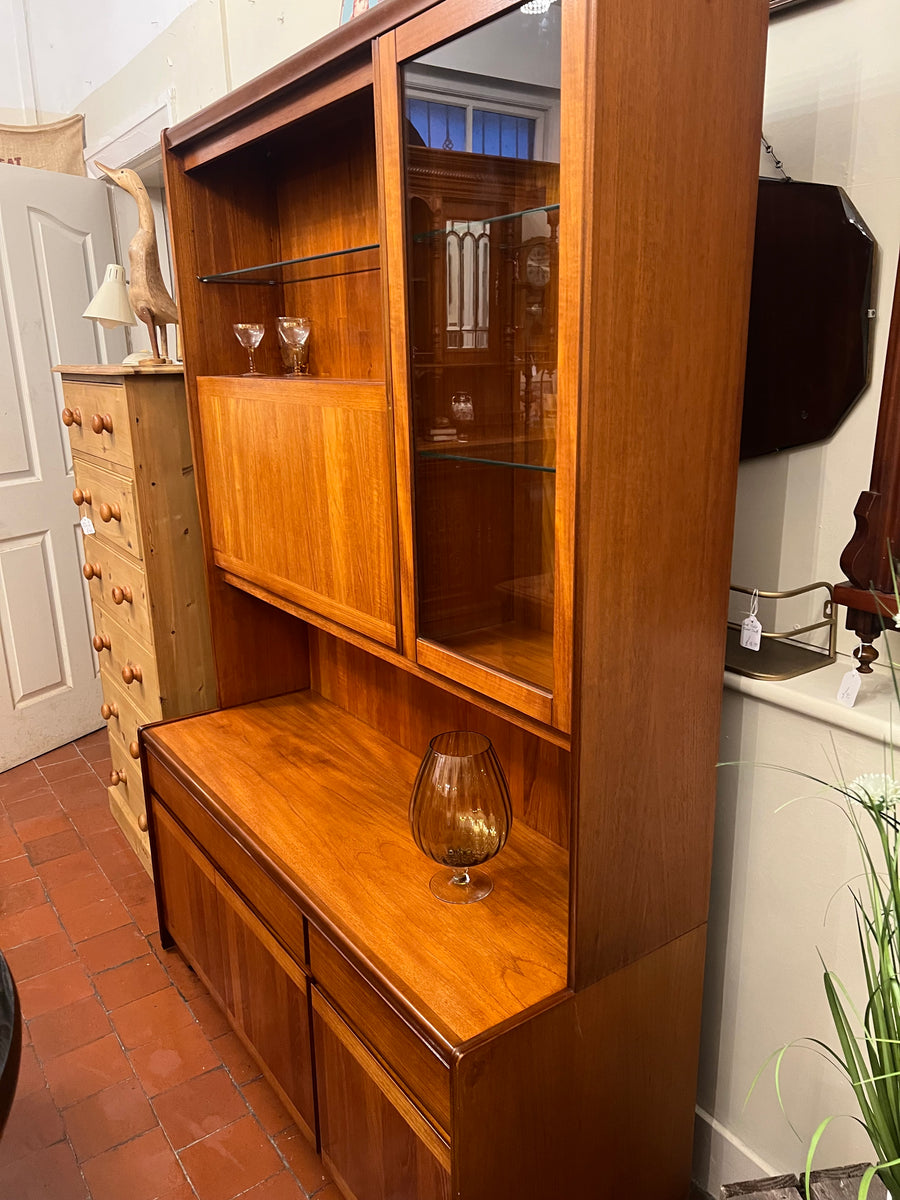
[92,609,160,716]
[145,749,307,963]
[72,458,142,561]
[83,536,152,645]
[62,381,134,468]
[308,925,451,1135]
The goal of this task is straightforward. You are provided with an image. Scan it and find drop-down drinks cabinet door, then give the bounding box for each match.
[146,2,768,1196]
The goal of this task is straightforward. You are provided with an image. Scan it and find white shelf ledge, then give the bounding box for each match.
[724,653,900,746]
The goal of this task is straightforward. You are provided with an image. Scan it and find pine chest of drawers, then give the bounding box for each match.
[57,365,215,873]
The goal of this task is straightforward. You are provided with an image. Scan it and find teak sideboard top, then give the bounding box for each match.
[144,690,568,1049]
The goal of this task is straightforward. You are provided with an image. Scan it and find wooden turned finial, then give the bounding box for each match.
[854,641,879,674]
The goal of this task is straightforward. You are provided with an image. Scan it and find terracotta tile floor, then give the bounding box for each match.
[0,731,339,1200]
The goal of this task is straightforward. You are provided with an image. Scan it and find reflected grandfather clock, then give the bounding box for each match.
[836,257,900,669]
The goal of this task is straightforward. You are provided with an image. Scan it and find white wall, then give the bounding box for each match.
[733,0,900,657]
[0,0,347,164]
[699,3,900,1191]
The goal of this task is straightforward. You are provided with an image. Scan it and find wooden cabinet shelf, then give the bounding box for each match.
[421,623,554,692]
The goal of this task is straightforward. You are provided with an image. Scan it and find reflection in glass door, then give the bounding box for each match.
[403,2,562,695]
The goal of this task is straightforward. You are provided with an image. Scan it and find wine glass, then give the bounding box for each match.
[233,323,265,375]
[277,316,311,376]
[409,731,512,904]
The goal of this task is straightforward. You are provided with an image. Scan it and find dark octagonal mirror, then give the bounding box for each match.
[740,179,875,460]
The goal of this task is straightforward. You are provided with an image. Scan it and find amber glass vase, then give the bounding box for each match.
[409,731,512,904]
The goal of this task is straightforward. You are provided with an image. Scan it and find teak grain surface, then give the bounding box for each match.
[567,0,769,989]
[145,691,568,1047]
[198,375,397,647]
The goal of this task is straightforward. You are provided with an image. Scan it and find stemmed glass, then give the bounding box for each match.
[277,317,311,376]
[409,731,512,904]
[233,323,265,375]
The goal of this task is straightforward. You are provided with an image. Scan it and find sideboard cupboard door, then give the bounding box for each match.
[197,375,399,649]
[151,801,227,1004]
[312,990,451,1200]
[215,874,317,1142]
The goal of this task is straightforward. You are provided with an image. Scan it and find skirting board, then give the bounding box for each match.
[694,1106,780,1198]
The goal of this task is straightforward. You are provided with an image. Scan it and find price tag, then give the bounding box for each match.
[80,516,95,535]
[740,589,762,651]
[837,668,861,708]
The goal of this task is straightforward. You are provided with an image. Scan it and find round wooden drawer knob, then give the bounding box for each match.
[111,585,133,605]
[101,701,118,720]
[99,502,121,523]
[72,488,93,506]
[109,769,125,787]
[91,413,113,434]
[92,633,111,652]
[122,663,142,685]
[138,812,148,833]
[61,407,82,427]
[83,562,102,580]
[129,741,140,760]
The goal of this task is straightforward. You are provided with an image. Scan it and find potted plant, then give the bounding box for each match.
[749,575,900,1200]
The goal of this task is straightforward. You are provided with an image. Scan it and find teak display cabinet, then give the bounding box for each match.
[145,1,768,1196]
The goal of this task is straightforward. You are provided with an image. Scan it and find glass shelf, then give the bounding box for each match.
[198,242,380,285]
[418,449,555,473]
[413,203,559,243]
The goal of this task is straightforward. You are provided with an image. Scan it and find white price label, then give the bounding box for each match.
[740,614,762,652]
[80,516,95,535]
[837,669,861,708]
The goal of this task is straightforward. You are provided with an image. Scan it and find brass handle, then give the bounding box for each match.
[138,812,148,832]
[73,488,93,507]
[61,407,82,427]
[111,585,132,605]
[101,701,118,720]
[109,769,125,786]
[129,741,140,760]
[92,633,111,652]
[99,502,121,523]
[83,562,102,581]
[91,413,113,434]
[122,663,142,685]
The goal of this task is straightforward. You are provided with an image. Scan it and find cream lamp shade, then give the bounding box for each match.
[83,264,137,329]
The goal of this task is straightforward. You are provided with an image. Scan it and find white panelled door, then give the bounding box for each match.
[0,162,126,770]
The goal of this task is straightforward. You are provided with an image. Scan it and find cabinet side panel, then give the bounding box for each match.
[569,0,768,985]
[454,926,706,1199]
[128,374,216,717]
[163,145,312,706]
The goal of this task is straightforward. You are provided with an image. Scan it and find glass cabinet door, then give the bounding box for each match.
[402,2,562,710]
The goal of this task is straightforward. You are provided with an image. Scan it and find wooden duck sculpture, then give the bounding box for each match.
[94,162,179,365]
